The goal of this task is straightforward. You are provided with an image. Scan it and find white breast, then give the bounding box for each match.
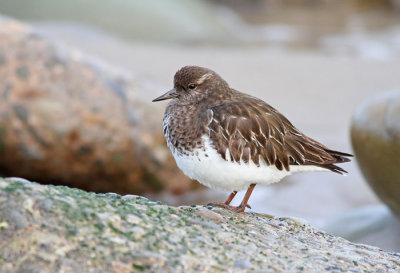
[169,136,327,191]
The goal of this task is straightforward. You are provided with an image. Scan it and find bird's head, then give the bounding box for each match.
[152,66,229,104]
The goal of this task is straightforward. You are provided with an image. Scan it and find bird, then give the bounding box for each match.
[152,66,352,213]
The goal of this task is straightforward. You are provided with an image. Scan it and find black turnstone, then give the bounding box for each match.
[153,66,352,213]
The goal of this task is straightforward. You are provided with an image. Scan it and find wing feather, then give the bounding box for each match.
[207,96,352,173]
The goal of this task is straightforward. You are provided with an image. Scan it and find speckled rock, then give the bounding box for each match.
[1,177,399,273]
[0,16,192,194]
[351,90,400,218]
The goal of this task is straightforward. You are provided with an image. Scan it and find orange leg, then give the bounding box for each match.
[231,184,256,213]
[208,184,256,213]
[207,191,237,209]
[224,191,238,205]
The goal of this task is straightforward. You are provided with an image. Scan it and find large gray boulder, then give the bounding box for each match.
[0,16,192,194]
[0,177,399,273]
[351,90,400,217]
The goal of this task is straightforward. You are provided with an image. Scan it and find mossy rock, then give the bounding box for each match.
[0,177,399,273]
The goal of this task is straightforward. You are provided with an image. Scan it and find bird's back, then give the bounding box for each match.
[207,89,352,173]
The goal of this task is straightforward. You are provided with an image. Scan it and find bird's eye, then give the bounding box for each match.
[188,83,197,90]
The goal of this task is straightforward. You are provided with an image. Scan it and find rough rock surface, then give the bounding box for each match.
[1,177,399,273]
[351,90,400,217]
[0,16,192,194]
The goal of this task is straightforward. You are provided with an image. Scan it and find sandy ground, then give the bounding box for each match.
[34,24,400,251]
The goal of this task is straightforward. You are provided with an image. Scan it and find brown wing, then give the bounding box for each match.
[208,98,352,173]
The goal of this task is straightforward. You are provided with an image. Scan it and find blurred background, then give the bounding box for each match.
[0,0,400,251]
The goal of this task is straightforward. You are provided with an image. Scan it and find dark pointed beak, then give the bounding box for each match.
[152,88,177,102]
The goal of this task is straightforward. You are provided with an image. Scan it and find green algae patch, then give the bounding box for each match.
[3,179,27,193]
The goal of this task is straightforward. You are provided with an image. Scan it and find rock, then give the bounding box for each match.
[0,16,193,194]
[351,90,400,217]
[1,177,399,273]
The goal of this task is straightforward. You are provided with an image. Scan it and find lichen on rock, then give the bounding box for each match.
[0,177,399,273]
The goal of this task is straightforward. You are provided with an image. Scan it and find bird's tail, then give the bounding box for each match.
[318,149,353,174]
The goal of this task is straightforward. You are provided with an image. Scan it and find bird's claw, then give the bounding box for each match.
[207,202,250,213]
[207,202,231,209]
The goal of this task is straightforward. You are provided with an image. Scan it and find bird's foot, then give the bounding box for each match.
[230,205,246,213]
[207,202,251,213]
[207,202,232,209]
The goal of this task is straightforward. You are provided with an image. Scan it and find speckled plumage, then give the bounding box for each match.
[153,66,352,212]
